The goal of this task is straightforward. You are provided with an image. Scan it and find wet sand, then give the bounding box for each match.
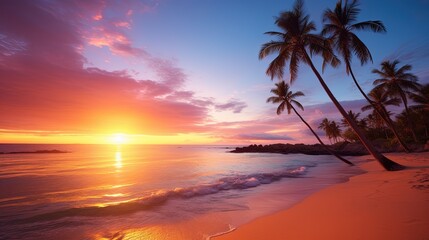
[216,152,429,240]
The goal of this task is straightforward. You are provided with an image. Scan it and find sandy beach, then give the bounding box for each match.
[216,152,429,240]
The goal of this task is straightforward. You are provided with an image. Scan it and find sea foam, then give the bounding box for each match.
[21,166,307,223]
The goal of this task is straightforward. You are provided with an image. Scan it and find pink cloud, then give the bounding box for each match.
[0,0,207,135]
[85,25,146,57]
[144,57,187,88]
[208,99,371,144]
[114,21,131,28]
[0,0,249,138]
[93,14,103,21]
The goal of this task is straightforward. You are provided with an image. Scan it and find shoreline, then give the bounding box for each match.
[231,142,429,156]
[215,152,429,240]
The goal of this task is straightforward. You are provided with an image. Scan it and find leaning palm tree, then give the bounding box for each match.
[322,0,410,152]
[322,0,385,106]
[267,81,353,165]
[361,87,411,151]
[259,0,403,170]
[321,0,412,151]
[372,60,421,142]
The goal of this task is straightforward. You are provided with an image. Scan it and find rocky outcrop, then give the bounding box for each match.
[0,149,69,154]
[231,141,429,156]
[231,143,368,156]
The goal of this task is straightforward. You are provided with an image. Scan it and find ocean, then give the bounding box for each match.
[0,144,364,240]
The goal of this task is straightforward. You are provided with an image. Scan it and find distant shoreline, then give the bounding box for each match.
[231,142,428,156]
[0,149,69,154]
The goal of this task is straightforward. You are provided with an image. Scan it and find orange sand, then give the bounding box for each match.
[216,152,429,240]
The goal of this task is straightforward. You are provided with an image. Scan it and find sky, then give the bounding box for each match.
[1,0,429,145]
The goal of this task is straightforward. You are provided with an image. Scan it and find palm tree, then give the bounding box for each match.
[410,83,429,111]
[259,0,403,170]
[267,81,353,165]
[340,110,366,142]
[322,0,385,103]
[372,60,421,142]
[318,118,334,143]
[320,1,413,150]
[410,84,429,139]
[361,87,411,151]
[341,110,361,127]
[329,120,342,143]
[365,113,391,139]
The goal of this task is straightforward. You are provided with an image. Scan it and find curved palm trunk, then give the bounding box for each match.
[291,106,353,165]
[402,98,418,143]
[348,66,411,153]
[379,105,411,150]
[304,51,405,171]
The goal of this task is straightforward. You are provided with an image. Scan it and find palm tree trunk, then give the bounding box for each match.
[403,100,418,142]
[380,106,411,152]
[291,106,353,165]
[348,66,411,152]
[304,51,405,171]
[425,125,428,138]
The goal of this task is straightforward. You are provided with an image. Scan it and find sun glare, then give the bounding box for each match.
[111,133,127,145]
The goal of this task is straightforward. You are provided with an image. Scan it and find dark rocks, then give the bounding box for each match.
[231,141,429,156]
[231,142,369,156]
[0,149,69,154]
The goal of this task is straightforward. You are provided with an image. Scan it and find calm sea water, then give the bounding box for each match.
[0,144,364,240]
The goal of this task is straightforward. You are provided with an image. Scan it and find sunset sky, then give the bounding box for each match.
[1,0,428,144]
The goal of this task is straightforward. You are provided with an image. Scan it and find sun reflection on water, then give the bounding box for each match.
[115,148,122,171]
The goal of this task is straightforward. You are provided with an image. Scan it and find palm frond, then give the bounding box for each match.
[361,104,373,112]
[289,50,301,83]
[291,91,305,98]
[266,96,281,104]
[351,20,386,33]
[277,101,286,115]
[350,33,372,64]
[259,41,287,60]
[345,0,360,24]
[264,31,286,38]
[385,97,401,106]
[291,99,304,111]
[266,53,287,80]
[321,23,339,36]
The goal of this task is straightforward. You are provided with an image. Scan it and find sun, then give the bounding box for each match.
[111,133,127,145]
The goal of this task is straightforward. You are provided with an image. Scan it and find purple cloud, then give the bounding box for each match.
[235,133,294,141]
[215,99,248,113]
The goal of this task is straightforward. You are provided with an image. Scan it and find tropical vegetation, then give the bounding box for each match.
[260,0,406,170]
[267,81,353,165]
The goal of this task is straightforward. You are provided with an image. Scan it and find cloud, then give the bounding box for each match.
[235,133,294,141]
[384,42,429,64]
[0,1,368,144]
[211,99,372,144]
[0,0,84,68]
[0,0,248,137]
[215,99,248,113]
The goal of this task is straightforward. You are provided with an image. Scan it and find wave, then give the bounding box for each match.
[18,166,308,223]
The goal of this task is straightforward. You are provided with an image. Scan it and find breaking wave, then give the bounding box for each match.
[21,166,307,223]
